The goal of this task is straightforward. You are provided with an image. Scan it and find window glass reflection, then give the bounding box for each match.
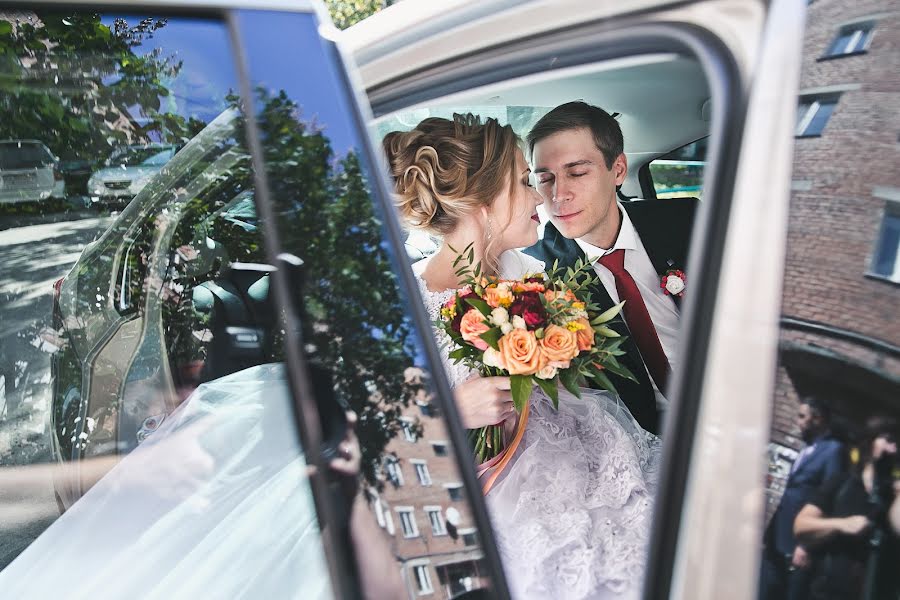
[0,12,334,598]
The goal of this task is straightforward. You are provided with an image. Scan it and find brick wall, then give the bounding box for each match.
[766,0,900,518]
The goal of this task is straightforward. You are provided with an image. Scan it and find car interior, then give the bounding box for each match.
[370,52,710,258]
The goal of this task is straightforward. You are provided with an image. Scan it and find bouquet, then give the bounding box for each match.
[437,245,635,488]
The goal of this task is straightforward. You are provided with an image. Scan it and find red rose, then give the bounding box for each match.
[509,291,547,329]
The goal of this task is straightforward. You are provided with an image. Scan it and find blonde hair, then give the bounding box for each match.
[383,114,520,269]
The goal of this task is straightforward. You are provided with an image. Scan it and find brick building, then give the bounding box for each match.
[765,0,900,512]
[366,367,489,599]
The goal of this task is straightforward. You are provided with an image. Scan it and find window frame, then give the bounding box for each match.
[412,563,434,595]
[424,505,447,536]
[411,458,432,486]
[357,15,751,598]
[396,506,419,538]
[795,94,840,138]
[867,201,900,285]
[820,21,875,59]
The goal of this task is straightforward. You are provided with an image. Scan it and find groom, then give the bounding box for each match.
[525,101,697,435]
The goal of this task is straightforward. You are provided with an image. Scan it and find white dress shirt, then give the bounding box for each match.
[575,203,681,408]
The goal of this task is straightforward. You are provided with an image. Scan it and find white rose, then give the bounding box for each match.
[665,275,685,295]
[512,315,527,330]
[535,364,558,380]
[490,307,509,326]
[483,347,505,369]
[500,322,513,334]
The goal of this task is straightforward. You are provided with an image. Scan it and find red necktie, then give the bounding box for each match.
[596,249,671,392]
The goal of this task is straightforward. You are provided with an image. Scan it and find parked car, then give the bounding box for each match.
[1,1,897,600]
[0,139,64,204]
[87,144,179,204]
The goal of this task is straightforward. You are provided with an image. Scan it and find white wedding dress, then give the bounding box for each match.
[0,364,333,599]
[414,250,661,600]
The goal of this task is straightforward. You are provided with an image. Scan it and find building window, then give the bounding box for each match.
[401,418,418,442]
[384,457,404,487]
[431,441,448,456]
[871,208,900,282]
[445,483,464,501]
[413,564,434,595]
[412,460,432,486]
[459,528,478,547]
[796,96,838,137]
[825,22,874,57]
[417,399,440,418]
[425,506,446,535]
[397,508,419,538]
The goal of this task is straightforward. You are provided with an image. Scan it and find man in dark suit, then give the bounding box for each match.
[524,101,696,434]
[759,397,845,600]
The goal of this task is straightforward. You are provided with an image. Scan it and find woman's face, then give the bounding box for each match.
[493,149,544,252]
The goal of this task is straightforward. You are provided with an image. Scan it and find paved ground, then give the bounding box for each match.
[0,205,112,569]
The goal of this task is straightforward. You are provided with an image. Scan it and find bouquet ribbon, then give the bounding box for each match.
[476,401,530,495]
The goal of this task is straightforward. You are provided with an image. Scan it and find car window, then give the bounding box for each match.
[645,137,707,201]
[234,10,507,597]
[0,141,55,168]
[0,7,506,599]
[0,11,340,597]
[758,3,900,600]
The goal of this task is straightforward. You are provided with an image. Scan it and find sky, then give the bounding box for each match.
[102,11,361,155]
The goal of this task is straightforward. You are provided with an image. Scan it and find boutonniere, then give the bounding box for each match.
[661,269,686,297]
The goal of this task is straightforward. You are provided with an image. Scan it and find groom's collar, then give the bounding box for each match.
[574,203,636,261]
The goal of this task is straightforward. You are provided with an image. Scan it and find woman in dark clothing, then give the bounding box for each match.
[794,416,900,600]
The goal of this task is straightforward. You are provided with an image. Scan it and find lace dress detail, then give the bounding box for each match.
[413,251,660,600]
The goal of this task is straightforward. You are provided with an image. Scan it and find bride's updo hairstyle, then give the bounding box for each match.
[383,113,519,259]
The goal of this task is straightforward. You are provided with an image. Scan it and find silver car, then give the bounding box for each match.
[87,144,179,204]
[0,140,63,204]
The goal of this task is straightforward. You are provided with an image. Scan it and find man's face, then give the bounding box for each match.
[797,404,822,443]
[531,127,626,246]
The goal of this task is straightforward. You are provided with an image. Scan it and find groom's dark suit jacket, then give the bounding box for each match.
[524,198,697,435]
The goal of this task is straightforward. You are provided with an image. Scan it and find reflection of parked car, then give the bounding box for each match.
[87,144,179,204]
[0,140,64,204]
[50,111,272,509]
[57,158,95,198]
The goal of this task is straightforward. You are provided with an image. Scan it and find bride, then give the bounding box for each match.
[383,114,660,600]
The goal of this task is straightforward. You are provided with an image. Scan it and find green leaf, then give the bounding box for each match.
[478,327,503,351]
[448,348,467,361]
[595,326,621,338]
[558,368,581,398]
[464,297,492,316]
[535,376,559,409]
[591,370,620,396]
[591,301,626,324]
[510,375,532,413]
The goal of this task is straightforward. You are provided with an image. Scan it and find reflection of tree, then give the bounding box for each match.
[324,0,388,30]
[0,13,202,161]
[251,89,422,485]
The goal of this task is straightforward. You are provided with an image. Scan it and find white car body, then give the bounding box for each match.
[88,145,178,203]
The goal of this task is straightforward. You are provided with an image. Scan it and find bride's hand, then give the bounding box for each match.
[454,375,515,429]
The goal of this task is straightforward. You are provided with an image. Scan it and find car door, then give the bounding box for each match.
[0,3,508,599]
[341,0,809,598]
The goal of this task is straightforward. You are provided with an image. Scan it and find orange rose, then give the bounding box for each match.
[484,285,513,308]
[539,324,579,364]
[497,328,546,375]
[572,317,594,351]
[459,309,491,350]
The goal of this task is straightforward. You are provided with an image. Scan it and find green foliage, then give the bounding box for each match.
[325,0,388,30]
[248,89,421,486]
[0,13,196,161]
